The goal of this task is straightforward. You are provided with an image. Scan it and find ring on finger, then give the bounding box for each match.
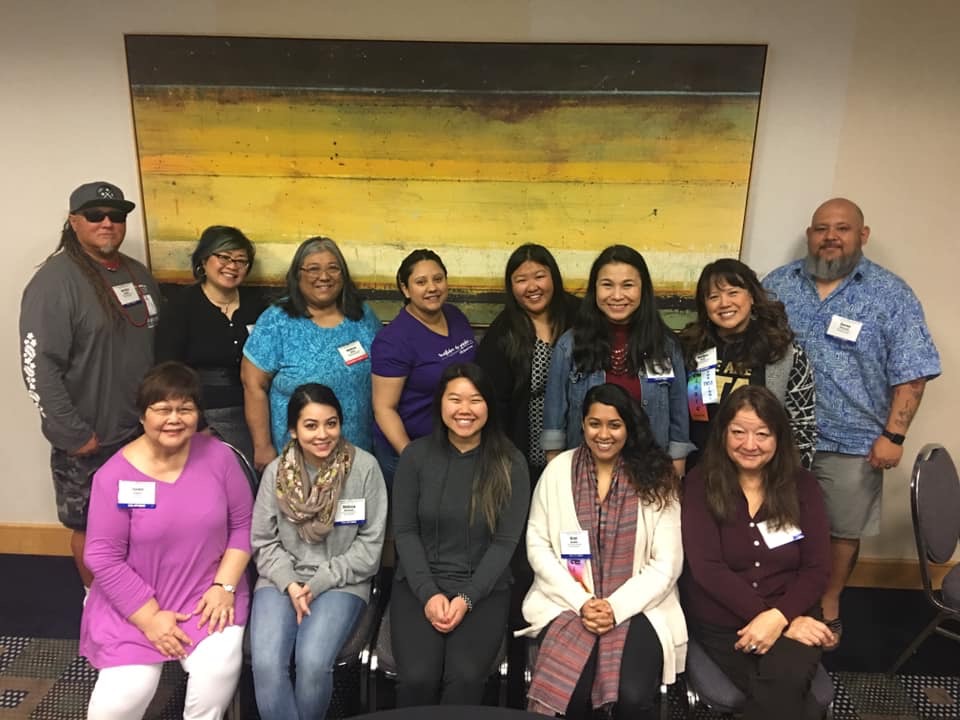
[748,644,758,652]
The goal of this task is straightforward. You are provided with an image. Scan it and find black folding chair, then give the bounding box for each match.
[888,443,960,675]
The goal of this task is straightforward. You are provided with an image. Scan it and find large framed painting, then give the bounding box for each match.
[125,36,766,326]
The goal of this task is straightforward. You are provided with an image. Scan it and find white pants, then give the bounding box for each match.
[87,625,244,720]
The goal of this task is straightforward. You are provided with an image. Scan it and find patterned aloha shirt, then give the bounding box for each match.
[763,256,940,455]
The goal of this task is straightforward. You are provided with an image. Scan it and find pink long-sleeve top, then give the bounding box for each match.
[680,465,830,629]
[79,434,253,668]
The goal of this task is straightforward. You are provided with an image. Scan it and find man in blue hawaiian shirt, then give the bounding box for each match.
[764,198,941,647]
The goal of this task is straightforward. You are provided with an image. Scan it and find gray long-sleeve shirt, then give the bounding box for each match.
[19,252,160,451]
[392,435,530,606]
[251,447,388,603]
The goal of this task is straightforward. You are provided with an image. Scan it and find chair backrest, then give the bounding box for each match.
[221,439,260,495]
[912,444,960,592]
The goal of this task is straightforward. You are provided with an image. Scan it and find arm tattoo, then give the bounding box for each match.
[889,379,927,432]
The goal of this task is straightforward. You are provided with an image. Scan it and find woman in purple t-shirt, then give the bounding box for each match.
[371,249,477,486]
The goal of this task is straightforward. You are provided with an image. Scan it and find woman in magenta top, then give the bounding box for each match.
[80,361,253,720]
[681,385,832,720]
[371,249,476,486]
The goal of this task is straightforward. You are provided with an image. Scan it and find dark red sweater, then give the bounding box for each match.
[680,465,831,628]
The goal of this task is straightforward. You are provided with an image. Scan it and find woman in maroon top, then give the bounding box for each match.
[681,385,833,720]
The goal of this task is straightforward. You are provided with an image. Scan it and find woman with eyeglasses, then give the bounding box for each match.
[156,226,268,462]
[81,361,253,720]
[681,386,832,720]
[242,237,381,471]
[371,249,477,486]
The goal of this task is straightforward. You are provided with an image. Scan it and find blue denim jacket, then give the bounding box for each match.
[542,330,695,459]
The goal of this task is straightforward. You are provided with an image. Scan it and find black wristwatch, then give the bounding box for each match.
[881,429,905,446]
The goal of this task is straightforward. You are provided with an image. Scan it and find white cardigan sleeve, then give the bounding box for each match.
[525,454,594,614]
[606,498,683,625]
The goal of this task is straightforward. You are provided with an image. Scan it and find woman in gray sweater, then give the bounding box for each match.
[250,383,387,720]
[392,362,530,707]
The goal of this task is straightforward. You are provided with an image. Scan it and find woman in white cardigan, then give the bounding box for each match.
[518,383,686,720]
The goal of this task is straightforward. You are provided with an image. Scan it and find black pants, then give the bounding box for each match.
[563,613,663,720]
[692,622,823,720]
[392,578,510,707]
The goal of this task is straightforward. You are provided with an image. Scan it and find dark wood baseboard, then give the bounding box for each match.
[0,523,72,556]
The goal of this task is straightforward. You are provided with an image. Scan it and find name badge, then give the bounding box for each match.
[695,347,718,370]
[118,480,156,509]
[826,314,862,343]
[687,374,709,422]
[112,282,141,307]
[644,357,675,382]
[337,341,369,366]
[142,292,158,317]
[756,520,804,549]
[334,498,366,525]
[700,367,719,404]
[560,530,591,559]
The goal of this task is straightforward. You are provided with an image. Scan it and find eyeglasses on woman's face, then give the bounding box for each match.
[211,252,251,268]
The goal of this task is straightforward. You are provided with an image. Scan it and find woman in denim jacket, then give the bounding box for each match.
[542,245,694,477]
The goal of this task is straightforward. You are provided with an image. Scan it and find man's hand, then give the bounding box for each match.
[867,434,904,471]
[71,433,100,457]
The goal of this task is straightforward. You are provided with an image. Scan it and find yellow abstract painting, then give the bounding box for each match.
[126,38,766,324]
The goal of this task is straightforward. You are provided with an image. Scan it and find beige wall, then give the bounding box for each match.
[1,0,955,560]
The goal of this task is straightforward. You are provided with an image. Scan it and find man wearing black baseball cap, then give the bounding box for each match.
[19,181,161,594]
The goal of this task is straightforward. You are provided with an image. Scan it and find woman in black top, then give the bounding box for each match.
[678,259,816,470]
[155,226,267,461]
[476,243,578,478]
[391,363,530,707]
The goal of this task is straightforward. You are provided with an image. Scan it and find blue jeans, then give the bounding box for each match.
[250,586,365,720]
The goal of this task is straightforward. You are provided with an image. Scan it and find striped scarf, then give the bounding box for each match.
[528,445,638,715]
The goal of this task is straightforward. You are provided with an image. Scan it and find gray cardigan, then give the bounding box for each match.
[251,447,388,603]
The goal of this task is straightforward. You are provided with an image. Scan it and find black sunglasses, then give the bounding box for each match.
[80,209,128,223]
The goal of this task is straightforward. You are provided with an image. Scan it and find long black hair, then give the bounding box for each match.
[679,258,794,370]
[581,383,676,508]
[52,222,124,324]
[701,385,800,529]
[279,237,365,321]
[571,245,673,374]
[497,244,575,390]
[431,363,514,532]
